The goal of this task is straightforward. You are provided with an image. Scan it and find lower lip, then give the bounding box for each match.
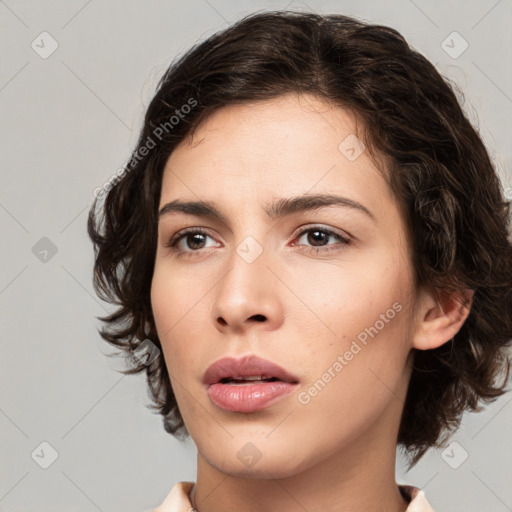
[207,381,297,412]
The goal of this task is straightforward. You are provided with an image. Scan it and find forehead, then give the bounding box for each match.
[160,93,395,223]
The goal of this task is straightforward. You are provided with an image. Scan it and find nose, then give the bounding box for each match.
[211,248,285,335]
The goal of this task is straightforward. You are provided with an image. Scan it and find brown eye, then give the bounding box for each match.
[294,226,350,254]
[305,229,330,246]
[166,229,218,254]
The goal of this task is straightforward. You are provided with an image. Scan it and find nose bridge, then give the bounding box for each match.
[211,230,283,331]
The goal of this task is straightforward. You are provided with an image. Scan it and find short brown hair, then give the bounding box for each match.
[88,10,512,467]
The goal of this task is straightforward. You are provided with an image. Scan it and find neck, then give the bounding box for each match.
[190,416,409,512]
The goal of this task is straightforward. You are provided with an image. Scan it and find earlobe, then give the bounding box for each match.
[412,286,474,351]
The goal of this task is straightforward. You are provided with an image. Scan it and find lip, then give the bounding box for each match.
[204,355,299,413]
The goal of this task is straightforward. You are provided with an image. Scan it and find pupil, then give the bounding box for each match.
[188,233,205,249]
[308,230,327,246]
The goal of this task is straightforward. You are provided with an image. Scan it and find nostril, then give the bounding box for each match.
[250,314,266,322]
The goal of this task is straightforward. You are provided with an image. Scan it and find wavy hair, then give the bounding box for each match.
[87,10,512,467]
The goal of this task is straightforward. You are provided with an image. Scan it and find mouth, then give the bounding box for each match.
[204,355,299,412]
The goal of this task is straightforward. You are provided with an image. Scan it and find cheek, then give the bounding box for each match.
[150,269,175,342]
[150,267,192,370]
[293,249,413,391]
[150,272,203,419]
[151,259,202,333]
[150,262,217,386]
[291,248,408,335]
[294,303,411,449]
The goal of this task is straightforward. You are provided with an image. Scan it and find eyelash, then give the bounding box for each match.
[164,225,351,258]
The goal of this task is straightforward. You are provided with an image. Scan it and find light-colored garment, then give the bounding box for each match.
[147,481,435,511]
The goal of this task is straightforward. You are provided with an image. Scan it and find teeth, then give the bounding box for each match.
[220,375,278,384]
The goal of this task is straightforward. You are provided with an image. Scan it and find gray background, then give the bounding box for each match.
[1,0,511,511]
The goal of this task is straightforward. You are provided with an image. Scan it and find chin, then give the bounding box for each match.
[196,433,314,480]
[209,455,308,480]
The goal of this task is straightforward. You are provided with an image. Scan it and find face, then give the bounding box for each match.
[151,93,419,479]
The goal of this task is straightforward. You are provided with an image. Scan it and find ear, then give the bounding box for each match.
[413,285,474,351]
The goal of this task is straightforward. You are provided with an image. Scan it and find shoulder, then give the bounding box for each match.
[399,485,436,512]
[148,482,435,512]
[147,481,195,512]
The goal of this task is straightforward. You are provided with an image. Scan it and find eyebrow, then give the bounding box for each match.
[158,193,376,224]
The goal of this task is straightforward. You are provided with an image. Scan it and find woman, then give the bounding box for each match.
[88,11,512,512]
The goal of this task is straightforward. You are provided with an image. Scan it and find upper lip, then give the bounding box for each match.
[203,355,299,385]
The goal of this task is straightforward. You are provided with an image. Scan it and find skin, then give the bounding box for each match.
[151,93,472,512]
